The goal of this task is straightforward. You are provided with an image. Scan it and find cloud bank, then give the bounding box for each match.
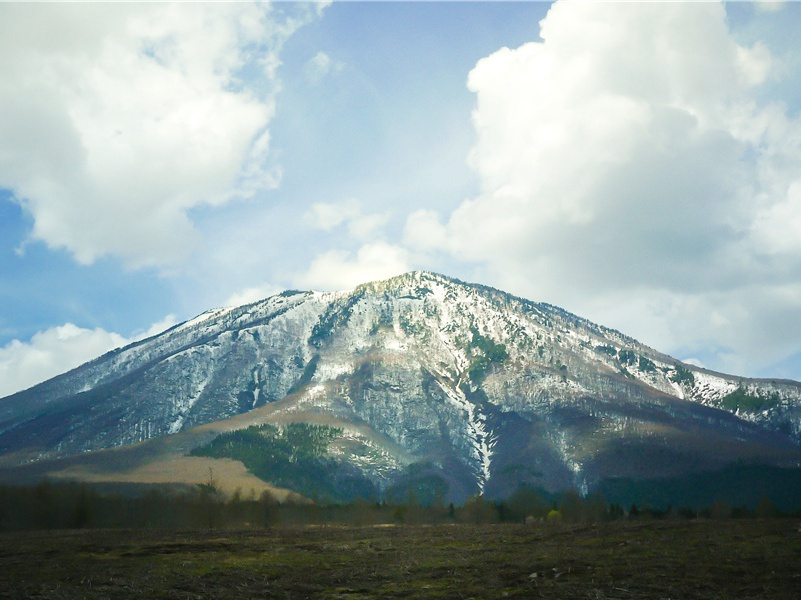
[406,1,801,376]
[0,3,308,268]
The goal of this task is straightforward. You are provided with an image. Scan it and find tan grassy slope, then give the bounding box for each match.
[0,388,404,499]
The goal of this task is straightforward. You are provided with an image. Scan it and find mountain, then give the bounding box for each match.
[1,271,800,504]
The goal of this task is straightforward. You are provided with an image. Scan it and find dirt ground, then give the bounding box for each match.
[1,519,799,599]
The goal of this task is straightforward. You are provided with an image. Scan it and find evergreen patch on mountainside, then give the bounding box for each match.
[718,387,782,413]
[190,424,378,503]
[467,327,509,383]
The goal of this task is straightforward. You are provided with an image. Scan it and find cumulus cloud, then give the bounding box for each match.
[403,1,801,376]
[0,3,312,268]
[0,316,177,398]
[294,242,410,291]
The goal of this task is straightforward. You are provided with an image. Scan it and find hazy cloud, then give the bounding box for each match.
[305,198,390,241]
[0,3,312,268]
[403,209,449,254]
[305,198,363,231]
[754,1,786,14]
[304,51,342,83]
[751,181,801,256]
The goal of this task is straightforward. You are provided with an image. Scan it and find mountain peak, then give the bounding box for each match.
[351,270,454,293]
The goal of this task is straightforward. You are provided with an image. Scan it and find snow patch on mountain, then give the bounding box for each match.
[176,306,237,334]
[435,376,495,491]
[692,372,739,404]
[315,361,354,383]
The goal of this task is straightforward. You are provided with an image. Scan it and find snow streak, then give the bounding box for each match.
[437,377,496,492]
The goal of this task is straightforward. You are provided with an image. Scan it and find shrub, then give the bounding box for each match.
[719,387,780,413]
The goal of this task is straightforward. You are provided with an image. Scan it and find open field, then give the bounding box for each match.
[1,520,800,599]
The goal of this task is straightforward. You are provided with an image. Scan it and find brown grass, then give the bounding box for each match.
[1,519,799,599]
[47,456,293,500]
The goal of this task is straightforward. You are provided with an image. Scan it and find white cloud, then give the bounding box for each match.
[452,0,773,286]
[403,0,801,377]
[224,284,282,307]
[0,3,313,268]
[294,242,410,291]
[0,316,177,398]
[682,358,707,369]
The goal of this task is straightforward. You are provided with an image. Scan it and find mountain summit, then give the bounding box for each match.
[2,271,800,502]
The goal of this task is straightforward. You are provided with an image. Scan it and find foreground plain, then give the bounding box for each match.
[1,520,800,599]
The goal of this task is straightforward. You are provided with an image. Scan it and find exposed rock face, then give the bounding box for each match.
[2,271,800,501]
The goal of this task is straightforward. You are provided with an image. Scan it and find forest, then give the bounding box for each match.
[0,474,796,531]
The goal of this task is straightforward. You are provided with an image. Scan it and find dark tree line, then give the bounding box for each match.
[0,480,795,532]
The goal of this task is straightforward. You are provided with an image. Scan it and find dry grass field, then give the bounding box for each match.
[1,519,799,599]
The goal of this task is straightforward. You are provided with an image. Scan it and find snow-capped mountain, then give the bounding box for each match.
[2,271,800,501]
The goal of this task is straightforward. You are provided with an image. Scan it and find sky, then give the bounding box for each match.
[2,0,801,397]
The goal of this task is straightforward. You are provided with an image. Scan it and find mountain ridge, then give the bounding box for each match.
[1,271,800,502]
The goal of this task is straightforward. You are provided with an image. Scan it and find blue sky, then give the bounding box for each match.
[2,1,801,396]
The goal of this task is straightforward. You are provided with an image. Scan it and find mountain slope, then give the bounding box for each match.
[2,271,800,502]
